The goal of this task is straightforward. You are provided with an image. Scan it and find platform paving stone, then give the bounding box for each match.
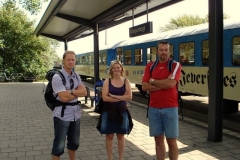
[0,83,240,160]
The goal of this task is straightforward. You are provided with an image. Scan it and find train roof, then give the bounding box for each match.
[112,18,240,48]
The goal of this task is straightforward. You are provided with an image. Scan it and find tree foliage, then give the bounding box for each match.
[159,14,230,32]
[0,0,61,80]
[1,0,48,15]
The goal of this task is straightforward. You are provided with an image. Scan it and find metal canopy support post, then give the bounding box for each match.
[208,0,223,142]
[94,23,100,85]
[64,39,68,51]
[146,2,149,22]
[132,9,134,27]
[105,29,107,45]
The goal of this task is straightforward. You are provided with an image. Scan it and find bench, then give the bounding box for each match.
[85,87,95,107]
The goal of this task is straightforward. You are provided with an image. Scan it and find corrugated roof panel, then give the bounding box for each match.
[43,17,81,36]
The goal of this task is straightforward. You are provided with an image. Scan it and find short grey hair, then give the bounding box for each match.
[63,50,76,59]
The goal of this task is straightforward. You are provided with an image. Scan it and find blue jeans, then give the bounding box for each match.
[148,107,178,138]
[51,117,80,156]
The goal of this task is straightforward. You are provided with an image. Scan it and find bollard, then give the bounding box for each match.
[85,96,88,104]
[85,86,90,104]
[90,98,94,107]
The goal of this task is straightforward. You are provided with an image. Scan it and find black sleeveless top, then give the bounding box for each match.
[107,78,127,107]
[102,78,128,122]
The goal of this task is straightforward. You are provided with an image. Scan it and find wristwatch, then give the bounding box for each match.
[70,90,74,95]
[150,78,154,84]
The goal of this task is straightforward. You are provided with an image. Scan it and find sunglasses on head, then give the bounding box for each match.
[157,41,170,46]
[111,60,122,65]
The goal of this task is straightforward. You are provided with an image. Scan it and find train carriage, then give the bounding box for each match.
[75,48,115,81]
[76,18,240,113]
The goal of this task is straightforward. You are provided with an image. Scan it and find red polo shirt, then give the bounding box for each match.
[142,60,181,108]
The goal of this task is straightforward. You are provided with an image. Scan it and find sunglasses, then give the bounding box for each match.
[70,79,74,90]
[111,60,122,65]
[157,41,170,46]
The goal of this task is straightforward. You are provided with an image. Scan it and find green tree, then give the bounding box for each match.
[0,0,60,80]
[1,0,48,15]
[159,14,230,32]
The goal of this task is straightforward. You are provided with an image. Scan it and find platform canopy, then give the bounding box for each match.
[34,0,183,42]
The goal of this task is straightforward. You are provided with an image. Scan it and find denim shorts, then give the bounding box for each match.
[148,107,178,138]
[51,117,80,156]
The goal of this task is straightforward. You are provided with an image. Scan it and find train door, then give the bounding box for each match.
[106,49,115,66]
[99,50,106,65]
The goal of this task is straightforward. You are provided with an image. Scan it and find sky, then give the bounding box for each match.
[33,0,240,58]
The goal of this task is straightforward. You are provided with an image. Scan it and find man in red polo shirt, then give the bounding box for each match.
[142,41,181,160]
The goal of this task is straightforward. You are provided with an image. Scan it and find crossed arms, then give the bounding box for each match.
[102,78,132,102]
[142,74,177,92]
[52,75,87,102]
[58,84,87,102]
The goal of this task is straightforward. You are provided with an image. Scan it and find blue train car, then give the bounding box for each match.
[76,18,240,111]
[75,48,115,81]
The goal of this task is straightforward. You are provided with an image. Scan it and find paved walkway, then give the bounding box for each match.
[0,83,240,160]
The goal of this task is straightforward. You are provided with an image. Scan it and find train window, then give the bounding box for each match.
[135,49,142,65]
[233,36,240,66]
[116,47,123,63]
[124,50,132,65]
[88,55,91,64]
[179,42,195,65]
[147,47,157,63]
[150,44,173,62]
[86,55,90,65]
[92,54,94,64]
[76,56,80,65]
[89,53,93,64]
[202,40,209,65]
[79,56,82,64]
[81,56,86,64]
[99,53,102,64]
[102,52,107,65]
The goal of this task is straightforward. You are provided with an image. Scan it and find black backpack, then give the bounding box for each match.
[44,69,66,111]
[147,59,183,119]
[44,69,81,117]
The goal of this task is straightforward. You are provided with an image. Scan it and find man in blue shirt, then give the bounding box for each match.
[51,50,87,160]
